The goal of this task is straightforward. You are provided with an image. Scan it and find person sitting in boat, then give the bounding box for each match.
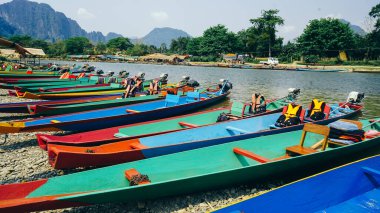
[149,78,160,95]
[250,93,266,114]
[274,103,303,127]
[307,99,327,121]
[122,72,144,98]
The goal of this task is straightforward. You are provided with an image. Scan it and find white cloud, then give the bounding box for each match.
[77,8,95,19]
[279,25,296,34]
[151,11,169,22]
[325,13,343,19]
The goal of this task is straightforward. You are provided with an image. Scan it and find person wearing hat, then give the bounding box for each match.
[250,92,266,114]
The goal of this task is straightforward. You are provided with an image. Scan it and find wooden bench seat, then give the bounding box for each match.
[286,145,317,156]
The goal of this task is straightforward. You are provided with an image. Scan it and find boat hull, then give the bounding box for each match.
[0,120,378,212]
[0,93,228,133]
[214,155,380,213]
[47,105,362,169]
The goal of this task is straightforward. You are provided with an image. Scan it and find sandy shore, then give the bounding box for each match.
[187,62,380,73]
[0,88,280,213]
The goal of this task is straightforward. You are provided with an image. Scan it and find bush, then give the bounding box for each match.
[304,55,319,64]
[189,55,220,62]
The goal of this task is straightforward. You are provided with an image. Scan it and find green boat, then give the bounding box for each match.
[1,119,378,212]
[13,76,117,93]
[28,94,163,116]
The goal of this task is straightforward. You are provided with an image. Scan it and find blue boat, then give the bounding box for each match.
[214,153,380,213]
[0,88,229,134]
[47,102,362,169]
[295,68,344,72]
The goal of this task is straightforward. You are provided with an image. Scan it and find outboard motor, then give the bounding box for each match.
[287,88,300,100]
[219,79,233,94]
[118,70,129,78]
[88,66,96,72]
[137,72,145,81]
[159,73,169,84]
[347,91,365,104]
[187,80,200,87]
[96,70,104,75]
[107,71,114,77]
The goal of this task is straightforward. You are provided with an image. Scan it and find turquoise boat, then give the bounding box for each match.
[46,102,361,169]
[0,119,378,212]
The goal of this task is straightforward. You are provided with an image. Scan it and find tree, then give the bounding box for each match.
[159,43,167,53]
[199,24,238,56]
[9,35,33,46]
[106,37,133,52]
[95,42,107,54]
[170,37,190,54]
[46,40,65,57]
[278,41,300,63]
[186,37,202,55]
[367,3,380,58]
[64,37,93,54]
[249,9,284,57]
[298,18,355,58]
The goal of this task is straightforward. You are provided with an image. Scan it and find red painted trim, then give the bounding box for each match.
[178,122,199,128]
[233,148,269,163]
[0,179,47,200]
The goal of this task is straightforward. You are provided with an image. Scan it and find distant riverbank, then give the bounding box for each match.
[45,58,380,73]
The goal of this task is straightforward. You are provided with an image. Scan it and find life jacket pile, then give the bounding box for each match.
[328,120,365,144]
[275,104,302,127]
[307,99,326,121]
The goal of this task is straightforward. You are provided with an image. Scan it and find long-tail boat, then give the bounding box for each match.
[214,153,380,213]
[0,119,378,212]
[37,96,292,149]
[28,94,163,116]
[46,102,362,169]
[14,78,163,100]
[0,89,230,133]
[0,94,121,113]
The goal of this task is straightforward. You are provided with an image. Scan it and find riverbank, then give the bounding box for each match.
[0,89,280,213]
[43,58,380,73]
[187,61,380,73]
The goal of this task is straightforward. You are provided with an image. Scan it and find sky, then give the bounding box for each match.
[1,0,378,41]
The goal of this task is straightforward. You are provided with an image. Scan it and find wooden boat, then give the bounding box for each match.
[0,77,60,84]
[0,94,121,113]
[45,103,362,169]
[0,90,229,134]
[214,154,380,213]
[9,76,118,92]
[295,68,344,72]
[36,97,290,149]
[15,79,160,100]
[0,119,378,212]
[0,72,60,79]
[15,87,126,100]
[28,94,163,116]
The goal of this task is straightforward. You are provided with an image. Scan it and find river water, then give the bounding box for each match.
[52,61,380,119]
